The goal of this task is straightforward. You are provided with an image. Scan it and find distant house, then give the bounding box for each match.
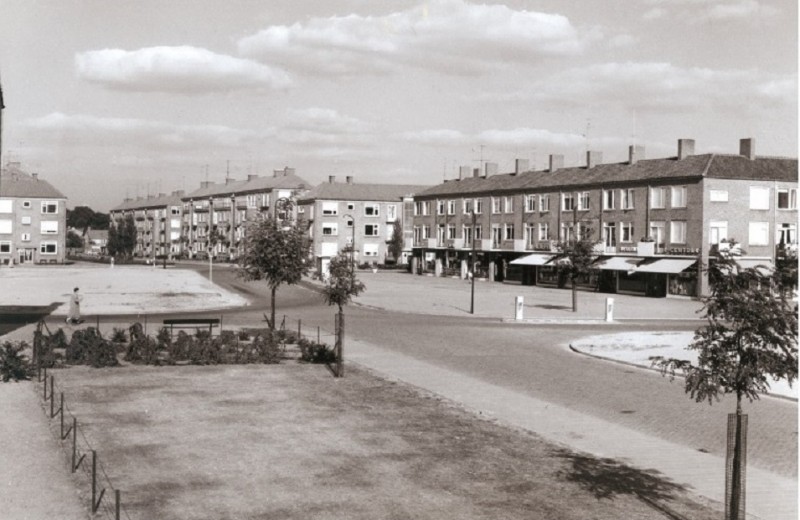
[84,228,108,255]
[0,162,68,265]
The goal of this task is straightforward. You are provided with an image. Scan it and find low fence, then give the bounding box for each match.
[35,365,130,520]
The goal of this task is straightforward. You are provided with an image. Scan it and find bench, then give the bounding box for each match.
[162,318,220,338]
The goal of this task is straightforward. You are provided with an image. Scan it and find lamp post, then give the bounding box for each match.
[343,214,355,277]
[470,211,477,314]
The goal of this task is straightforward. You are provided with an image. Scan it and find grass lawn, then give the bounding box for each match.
[46,363,721,520]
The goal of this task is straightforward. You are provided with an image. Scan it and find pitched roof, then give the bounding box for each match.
[184,173,309,199]
[416,154,798,198]
[299,182,429,203]
[0,168,67,199]
[109,193,185,212]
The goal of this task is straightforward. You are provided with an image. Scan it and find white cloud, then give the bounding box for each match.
[75,46,292,93]
[237,0,583,75]
[24,112,265,150]
[400,129,468,146]
[478,128,585,149]
[279,107,375,148]
[642,0,778,22]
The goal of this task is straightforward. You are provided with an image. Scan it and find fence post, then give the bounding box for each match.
[49,376,55,417]
[91,450,106,513]
[338,311,345,378]
[59,393,64,431]
[116,489,121,520]
[43,368,48,400]
[298,319,302,340]
[71,418,77,471]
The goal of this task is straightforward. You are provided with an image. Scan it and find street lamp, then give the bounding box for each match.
[343,214,355,277]
[470,211,477,315]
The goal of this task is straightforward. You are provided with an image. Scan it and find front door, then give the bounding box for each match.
[18,248,34,264]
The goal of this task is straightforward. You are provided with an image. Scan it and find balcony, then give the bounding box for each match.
[447,238,465,249]
[475,239,493,251]
[636,241,656,257]
[531,240,557,252]
[512,239,526,252]
[425,238,438,249]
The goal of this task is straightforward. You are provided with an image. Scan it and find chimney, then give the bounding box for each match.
[284,167,295,177]
[514,159,529,175]
[459,166,470,180]
[740,138,756,160]
[175,190,185,197]
[484,162,498,178]
[473,168,480,178]
[586,151,602,169]
[225,177,234,185]
[628,145,645,165]
[549,154,564,172]
[247,174,259,181]
[677,139,695,160]
[328,175,336,184]
[346,176,353,184]
[31,173,38,180]
[200,181,212,189]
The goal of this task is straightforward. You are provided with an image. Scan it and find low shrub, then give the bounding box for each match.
[125,327,164,365]
[110,327,128,344]
[0,341,32,381]
[33,327,66,369]
[66,328,119,368]
[298,338,337,364]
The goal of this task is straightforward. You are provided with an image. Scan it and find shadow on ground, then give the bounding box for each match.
[0,304,61,337]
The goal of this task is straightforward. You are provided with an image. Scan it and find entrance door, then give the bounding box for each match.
[18,248,34,264]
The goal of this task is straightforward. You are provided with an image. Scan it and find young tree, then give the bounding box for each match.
[107,215,137,259]
[387,219,404,264]
[206,225,228,282]
[316,249,366,377]
[66,230,84,250]
[237,218,310,330]
[555,223,598,313]
[652,243,798,519]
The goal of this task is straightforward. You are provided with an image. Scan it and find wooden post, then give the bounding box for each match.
[116,489,121,520]
[337,310,345,378]
[43,368,47,400]
[91,450,106,513]
[49,376,55,417]
[317,326,320,344]
[298,319,302,340]
[71,418,78,472]
[726,413,748,520]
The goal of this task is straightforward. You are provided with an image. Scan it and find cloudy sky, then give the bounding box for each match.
[1,0,796,210]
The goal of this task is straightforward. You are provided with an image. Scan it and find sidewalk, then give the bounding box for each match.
[346,270,704,321]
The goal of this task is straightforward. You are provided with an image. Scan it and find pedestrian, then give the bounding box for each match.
[66,287,83,324]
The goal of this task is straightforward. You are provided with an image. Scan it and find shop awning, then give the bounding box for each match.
[510,253,556,266]
[635,258,697,274]
[592,256,643,271]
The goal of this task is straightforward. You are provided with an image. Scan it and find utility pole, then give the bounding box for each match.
[470,211,477,314]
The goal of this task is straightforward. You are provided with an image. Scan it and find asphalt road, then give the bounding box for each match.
[162,263,800,478]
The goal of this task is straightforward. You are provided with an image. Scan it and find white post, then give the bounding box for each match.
[515,296,524,320]
[605,297,614,322]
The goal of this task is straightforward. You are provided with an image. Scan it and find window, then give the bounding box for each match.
[364,224,379,236]
[41,201,58,214]
[709,190,728,202]
[504,196,514,213]
[748,222,769,246]
[504,224,515,240]
[321,202,338,216]
[603,222,616,247]
[538,222,549,241]
[21,216,31,225]
[778,223,797,245]
[750,187,770,210]
[0,200,11,213]
[620,189,635,210]
[525,223,536,246]
[670,221,687,244]
[247,195,258,208]
[447,224,456,240]
[463,225,473,245]
[422,226,430,239]
[0,241,10,253]
[364,204,380,216]
[709,221,728,245]
[40,241,57,255]
[363,243,379,257]
[436,225,445,243]
[539,195,550,212]
[620,222,635,242]
[171,206,180,215]
[414,201,428,216]
[649,221,665,245]
[0,220,12,234]
[322,223,338,236]
[437,200,446,215]
[474,199,483,214]
[40,221,58,234]
[777,188,797,210]
[562,193,575,211]
[561,222,575,242]
[603,190,615,210]
[386,205,397,221]
[463,199,473,214]
[525,195,536,212]
[345,218,353,228]
[21,233,30,242]
[474,225,483,240]
[577,192,590,211]
[22,201,31,209]
[491,197,501,214]
[650,187,666,209]
[447,200,456,215]
[413,226,421,244]
[347,202,355,211]
[671,186,687,208]
[491,224,502,246]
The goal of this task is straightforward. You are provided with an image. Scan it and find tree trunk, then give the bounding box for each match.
[337,307,344,378]
[727,394,745,520]
[572,278,578,313]
[270,286,277,330]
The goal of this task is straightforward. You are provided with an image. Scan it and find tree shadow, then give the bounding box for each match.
[533,304,571,310]
[555,449,686,505]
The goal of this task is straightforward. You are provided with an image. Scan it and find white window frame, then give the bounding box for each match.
[709,190,728,202]
[620,222,635,243]
[22,200,31,209]
[447,200,456,215]
[321,202,339,216]
[538,222,549,241]
[321,223,338,236]
[709,221,728,245]
[777,188,797,210]
[748,221,770,246]
[603,190,615,210]
[21,216,31,225]
[491,197,501,214]
[620,189,635,210]
[670,221,687,244]
[40,221,59,234]
[386,204,397,221]
[474,199,483,215]
[671,186,688,208]
[504,196,514,214]
[561,193,575,212]
[437,200,446,216]
[749,187,770,210]
[539,195,550,212]
[40,241,58,255]
[0,219,12,234]
[363,243,380,257]
[577,192,590,211]
[650,187,666,209]
[447,224,456,240]
[525,195,536,213]
[463,199,473,215]
[364,224,380,237]
[364,203,380,217]
[504,223,515,241]
[41,201,58,214]
[20,233,31,242]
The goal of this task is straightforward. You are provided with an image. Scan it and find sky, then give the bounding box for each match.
[0,0,797,211]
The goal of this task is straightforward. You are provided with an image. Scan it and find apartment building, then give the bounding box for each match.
[110,191,186,260]
[411,138,797,298]
[0,163,68,265]
[297,176,427,275]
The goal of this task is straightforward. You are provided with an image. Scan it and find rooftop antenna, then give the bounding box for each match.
[583,118,591,153]
[472,144,486,171]
[632,109,638,147]
[205,164,209,183]
[442,158,447,181]
[226,159,230,182]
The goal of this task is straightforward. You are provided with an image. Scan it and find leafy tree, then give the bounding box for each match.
[388,219,404,264]
[107,214,137,259]
[316,249,366,377]
[237,217,310,330]
[555,223,598,312]
[67,206,110,233]
[652,242,798,518]
[66,230,84,249]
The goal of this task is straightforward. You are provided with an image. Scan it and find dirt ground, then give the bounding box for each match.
[44,362,721,520]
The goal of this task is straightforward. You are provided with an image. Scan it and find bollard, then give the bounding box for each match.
[605,297,614,322]
[317,326,320,344]
[515,296,524,320]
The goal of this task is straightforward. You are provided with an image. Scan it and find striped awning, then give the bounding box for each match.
[592,256,643,271]
[635,258,697,274]
[510,253,555,266]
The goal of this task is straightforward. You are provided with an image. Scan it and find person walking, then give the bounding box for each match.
[66,287,83,324]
